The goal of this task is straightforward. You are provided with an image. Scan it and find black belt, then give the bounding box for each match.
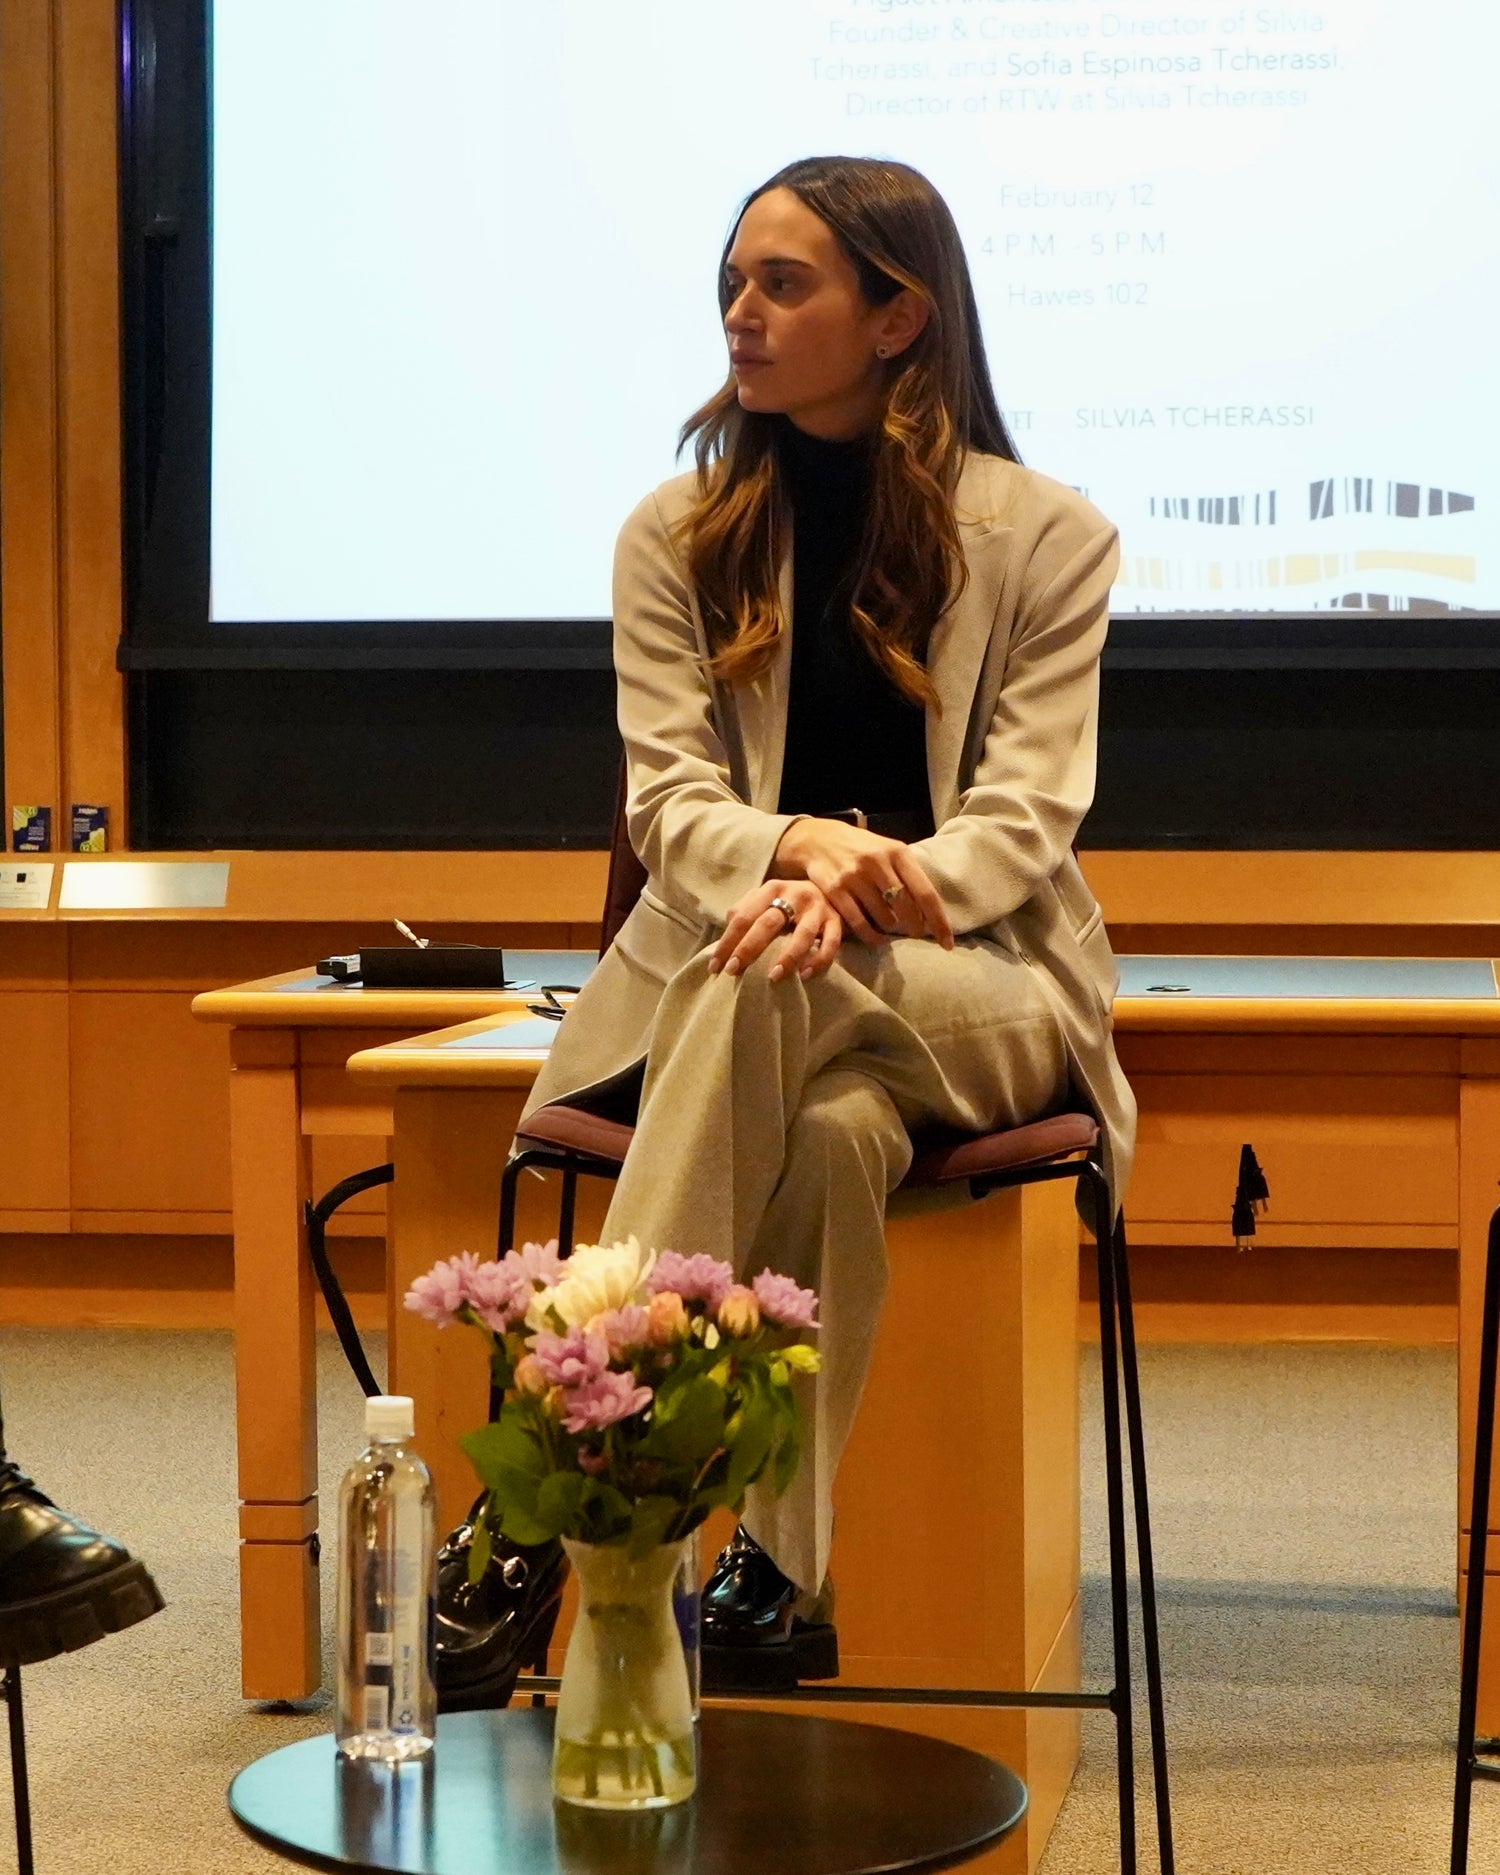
[824,808,934,843]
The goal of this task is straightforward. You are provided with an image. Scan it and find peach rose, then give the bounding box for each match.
[717,1285,761,1339]
[647,1290,690,1346]
[512,1353,549,1398]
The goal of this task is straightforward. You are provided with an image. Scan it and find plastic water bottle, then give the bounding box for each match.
[335,1395,436,1761]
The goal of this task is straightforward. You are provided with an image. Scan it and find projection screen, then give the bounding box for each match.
[209,0,1498,625]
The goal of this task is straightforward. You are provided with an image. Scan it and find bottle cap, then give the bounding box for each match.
[364,1395,415,1443]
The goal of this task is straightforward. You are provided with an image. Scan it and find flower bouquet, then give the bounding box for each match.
[404,1236,820,1808]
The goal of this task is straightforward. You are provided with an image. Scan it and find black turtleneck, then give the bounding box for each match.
[773,420,934,831]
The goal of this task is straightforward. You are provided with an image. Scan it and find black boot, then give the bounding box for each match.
[0,1457,164,1664]
[432,1500,567,1712]
[700,1525,838,1693]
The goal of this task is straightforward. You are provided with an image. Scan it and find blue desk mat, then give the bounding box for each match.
[1116,955,1498,1000]
[442,1017,560,1051]
[288,950,596,994]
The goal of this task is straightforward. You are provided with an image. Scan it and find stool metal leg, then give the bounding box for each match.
[1086,1161,1137,1875]
[1113,1215,1176,1875]
[507,1140,1176,1873]
[497,1154,523,1257]
[1452,1203,1500,1873]
[498,1148,610,1260]
[3,1660,35,1875]
[557,1165,579,1257]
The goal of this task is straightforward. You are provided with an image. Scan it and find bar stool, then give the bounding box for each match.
[2,1659,34,1875]
[488,770,1174,1870]
[1451,1201,1500,1872]
[500,1100,1172,1872]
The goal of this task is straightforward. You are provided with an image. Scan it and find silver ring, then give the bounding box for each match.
[768,895,797,931]
[881,883,905,906]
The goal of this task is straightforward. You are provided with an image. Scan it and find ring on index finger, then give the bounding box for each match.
[768,895,797,932]
[881,883,906,906]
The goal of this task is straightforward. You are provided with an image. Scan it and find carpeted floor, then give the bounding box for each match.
[0,1328,1492,1873]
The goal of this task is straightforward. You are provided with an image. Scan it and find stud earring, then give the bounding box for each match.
[875,345,890,358]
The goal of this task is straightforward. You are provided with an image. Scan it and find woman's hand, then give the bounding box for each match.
[772,818,954,950]
[709,879,843,982]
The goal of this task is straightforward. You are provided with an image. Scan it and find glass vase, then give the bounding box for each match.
[552,1537,697,1809]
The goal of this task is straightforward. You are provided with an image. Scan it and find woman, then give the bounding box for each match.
[516,155,1134,1687]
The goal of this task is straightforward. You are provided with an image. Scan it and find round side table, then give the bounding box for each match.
[229,1707,1026,1875]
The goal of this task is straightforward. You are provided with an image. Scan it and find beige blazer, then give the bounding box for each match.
[523,450,1137,1202]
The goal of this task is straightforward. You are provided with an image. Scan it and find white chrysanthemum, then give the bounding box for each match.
[524,1285,561,1333]
[544,1237,657,1330]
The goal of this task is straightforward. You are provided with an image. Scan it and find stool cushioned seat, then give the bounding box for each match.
[515,1104,1099,1192]
[513,1104,637,1167]
[903,1112,1098,1187]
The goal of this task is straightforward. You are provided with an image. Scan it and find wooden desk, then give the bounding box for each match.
[190,954,592,1701]
[201,949,1500,1734]
[1111,955,1500,1727]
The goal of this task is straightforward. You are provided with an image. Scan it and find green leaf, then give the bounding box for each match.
[491,1464,543,1519]
[466,1502,494,1586]
[772,1413,803,1497]
[495,1496,560,1547]
[724,1390,778,1502]
[536,1470,586,1532]
[639,1375,728,1465]
[577,1477,634,1546]
[461,1407,546,1490]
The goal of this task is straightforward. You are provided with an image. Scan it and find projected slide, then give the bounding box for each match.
[210,1,1499,622]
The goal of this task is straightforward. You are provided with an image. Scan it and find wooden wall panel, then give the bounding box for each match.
[0,1231,385,1331]
[0,993,71,1212]
[68,990,232,1215]
[54,0,127,822]
[0,0,63,816]
[66,921,574,989]
[0,925,69,991]
[1083,851,1500,932]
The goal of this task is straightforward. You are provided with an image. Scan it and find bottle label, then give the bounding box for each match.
[389,1494,426,1728]
[365,1632,394,1667]
[361,1684,390,1732]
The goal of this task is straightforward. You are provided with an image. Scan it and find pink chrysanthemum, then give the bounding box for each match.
[505,1238,564,1288]
[529,1325,609,1391]
[751,1269,820,1330]
[465,1258,531,1333]
[403,1252,482,1327]
[647,1251,735,1311]
[559,1369,654,1435]
[592,1304,652,1361]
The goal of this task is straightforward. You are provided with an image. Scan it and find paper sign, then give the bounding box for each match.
[0,862,55,910]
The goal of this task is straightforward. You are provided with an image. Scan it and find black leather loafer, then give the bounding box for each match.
[433,1501,568,1712]
[700,1525,838,1693]
[0,1461,164,1665]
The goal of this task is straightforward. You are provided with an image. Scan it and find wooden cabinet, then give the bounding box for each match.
[0,989,71,1222]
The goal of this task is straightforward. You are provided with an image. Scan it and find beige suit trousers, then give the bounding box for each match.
[596,934,1068,1593]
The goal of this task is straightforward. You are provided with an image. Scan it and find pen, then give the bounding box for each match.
[394,919,429,949]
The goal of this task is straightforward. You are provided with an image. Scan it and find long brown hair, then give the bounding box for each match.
[678,156,1018,704]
